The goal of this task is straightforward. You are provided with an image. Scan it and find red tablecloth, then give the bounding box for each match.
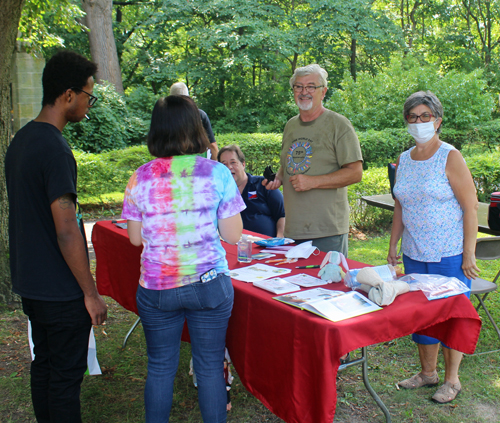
[92,220,481,423]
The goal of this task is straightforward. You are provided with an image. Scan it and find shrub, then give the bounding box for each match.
[325,55,495,132]
[64,82,148,153]
[125,85,157,123]
[466,153,500,202]
[76,145,153,197]
[216,133,282,175]
[358,129,413,168]
[348,167,393,231]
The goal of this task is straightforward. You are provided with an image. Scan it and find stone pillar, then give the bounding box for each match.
[11,50,45,133]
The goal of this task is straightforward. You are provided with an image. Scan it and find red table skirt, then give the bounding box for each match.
[92,220,481,423]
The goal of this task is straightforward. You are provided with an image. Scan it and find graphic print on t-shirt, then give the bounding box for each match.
[286,139,313,175]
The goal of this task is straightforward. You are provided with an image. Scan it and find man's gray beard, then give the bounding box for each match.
[297,99,313,111]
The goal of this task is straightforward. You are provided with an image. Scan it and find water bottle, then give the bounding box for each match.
[237,235,252,263]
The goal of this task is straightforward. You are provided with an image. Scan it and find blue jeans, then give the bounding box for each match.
[403,254,471,346]
[136,274,234,423]
[22,297,91,423]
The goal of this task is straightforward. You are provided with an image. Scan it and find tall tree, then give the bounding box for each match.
[0,0,26,304]
[83,0,124,93]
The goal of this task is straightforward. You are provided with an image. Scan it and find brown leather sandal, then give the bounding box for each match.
[398,372,439,389]
[432,381,461,404]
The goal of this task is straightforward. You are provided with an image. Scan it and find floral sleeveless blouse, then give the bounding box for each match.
[393,142,463,262]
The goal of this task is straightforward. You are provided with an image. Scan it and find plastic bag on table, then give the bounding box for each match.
[398,273,470,300]
[255,237,294,247]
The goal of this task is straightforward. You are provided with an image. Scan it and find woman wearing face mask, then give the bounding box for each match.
[387,91,480,404]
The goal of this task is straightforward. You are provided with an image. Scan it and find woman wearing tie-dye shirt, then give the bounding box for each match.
[122,95,245,423]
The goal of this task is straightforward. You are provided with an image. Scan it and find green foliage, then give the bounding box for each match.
[348,167,393,231]
[358,129,414,167]
[325,56,495,132]
[216,133,282,175]
[75,145,153,197]
[63,82,148,153]
[357,122,500,168]
[24,0,500,136]
[124,85,158,123]
[211,86,297,134]
[466,152,500,202]
[19,0,85,52]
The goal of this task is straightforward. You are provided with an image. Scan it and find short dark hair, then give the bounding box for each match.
[42,50,97,107]
[217,144,245,163]
[148,96,209,158]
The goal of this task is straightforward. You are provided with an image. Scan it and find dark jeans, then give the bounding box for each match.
[22,297,92,423]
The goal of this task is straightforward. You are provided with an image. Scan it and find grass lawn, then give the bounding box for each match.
[1,228,499,422]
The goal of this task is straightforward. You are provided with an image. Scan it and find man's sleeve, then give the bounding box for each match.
[264,187,285,222]
[199,110,217,144]
[334,117,363,167]
[45,152,78,204]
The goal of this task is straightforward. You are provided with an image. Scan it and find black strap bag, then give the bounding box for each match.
[488,192,500,231]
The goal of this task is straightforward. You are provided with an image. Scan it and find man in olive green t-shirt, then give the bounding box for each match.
[263,64,363,256]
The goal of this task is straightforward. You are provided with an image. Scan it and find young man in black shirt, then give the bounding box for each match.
[5,51,107,423]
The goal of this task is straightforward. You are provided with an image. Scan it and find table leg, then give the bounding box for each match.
[122,317,141,350]
[338,347,392,423]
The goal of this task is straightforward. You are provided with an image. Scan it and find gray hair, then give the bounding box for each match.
[403,91,443,133]
[170,82,189,96]
[289,64,328,88]
[217,144,245,164]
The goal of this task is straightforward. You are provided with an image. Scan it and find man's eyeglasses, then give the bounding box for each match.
[70,87,98,106]
[406,113,434,123]
[292,85,324,94]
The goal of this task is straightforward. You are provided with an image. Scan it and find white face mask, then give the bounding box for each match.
[285,241,319,259]
[407,121,436,144]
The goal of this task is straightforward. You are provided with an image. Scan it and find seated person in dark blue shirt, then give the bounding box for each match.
[218,145,285,237]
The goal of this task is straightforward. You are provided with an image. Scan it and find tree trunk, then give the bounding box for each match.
[83,0,124,93]
[350,38,357,82]
[0,0,25,305]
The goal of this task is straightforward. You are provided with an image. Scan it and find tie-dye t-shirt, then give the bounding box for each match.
[122,155,246,290]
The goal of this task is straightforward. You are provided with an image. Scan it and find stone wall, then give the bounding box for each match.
[11,51,45,133]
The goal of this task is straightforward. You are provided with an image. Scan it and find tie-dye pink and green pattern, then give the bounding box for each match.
[122,155,245,290]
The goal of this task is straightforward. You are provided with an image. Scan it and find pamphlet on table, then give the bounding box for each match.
[273,288,382,322]
[281,273,327,287]
[253,278,302,294]
[229,263,292,283]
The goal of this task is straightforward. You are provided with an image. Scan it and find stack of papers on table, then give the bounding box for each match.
[273,288,382,322]
[282,273,326,287]
[253,278,301,294]
[229,264,292,283]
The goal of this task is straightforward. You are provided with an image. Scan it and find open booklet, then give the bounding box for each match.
[273,288,382,322]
